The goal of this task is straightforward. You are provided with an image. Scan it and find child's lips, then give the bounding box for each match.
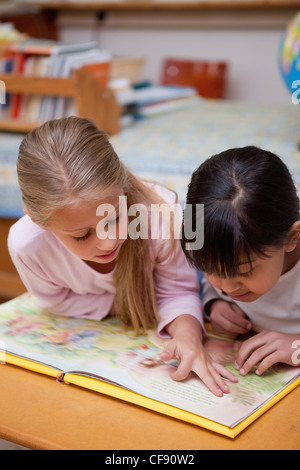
[96,247,118,259]
[227,291,251,301]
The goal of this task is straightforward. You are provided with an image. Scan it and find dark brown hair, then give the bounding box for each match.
[181,146,299,277]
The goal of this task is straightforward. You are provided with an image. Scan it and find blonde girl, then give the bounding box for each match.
[8,116,237,396]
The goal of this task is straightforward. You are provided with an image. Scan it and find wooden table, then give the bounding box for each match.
[0,363,299,450]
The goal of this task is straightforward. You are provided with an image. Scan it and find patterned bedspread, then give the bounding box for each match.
[1,99,300,217]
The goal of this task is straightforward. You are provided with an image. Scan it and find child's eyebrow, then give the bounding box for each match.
[63,205,121,234]
[63,226,90,233]
[236,259,256,266]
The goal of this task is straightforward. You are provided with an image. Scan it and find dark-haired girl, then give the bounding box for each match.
[182,146,300,376]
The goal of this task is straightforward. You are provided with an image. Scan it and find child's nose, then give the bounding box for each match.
[219,278,243,293]
[95,236,118,252]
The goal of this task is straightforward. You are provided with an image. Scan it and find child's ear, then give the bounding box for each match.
[285,221,300,253]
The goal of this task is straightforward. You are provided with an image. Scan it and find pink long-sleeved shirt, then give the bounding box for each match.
[7,188,203,335]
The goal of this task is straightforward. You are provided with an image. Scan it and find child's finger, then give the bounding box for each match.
[212,303,252,334]
[199,367,227,397]
[225,305,252,332]
[236,337,275,375]
[159,341,178,362]
[212,361,239,383]
[192,360,232,397]
[159,351,172,362]
[235,333,265,367]
[169,353,194,381]
[231,304,252,329]
[254,352,278,376]
[215,315,251,335]
[217,317,250,335]
[168,351,225,397]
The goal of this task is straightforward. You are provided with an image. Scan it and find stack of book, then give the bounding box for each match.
[116,83,199,120]
[0,22,23,49]
[0,38,112,123]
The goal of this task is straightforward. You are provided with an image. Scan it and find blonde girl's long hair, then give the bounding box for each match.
[18,116,174,333]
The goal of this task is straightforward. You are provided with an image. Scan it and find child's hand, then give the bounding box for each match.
[210,300,252,338]
[161,315,238,397]
[235,331,300,376]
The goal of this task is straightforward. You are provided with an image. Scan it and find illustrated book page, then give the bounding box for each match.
[0,293,299,438]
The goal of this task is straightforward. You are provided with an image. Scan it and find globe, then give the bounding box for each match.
[279,11,300,95]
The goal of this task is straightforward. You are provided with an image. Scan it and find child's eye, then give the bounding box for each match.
[238,269,254,278]
[73,231,91,242]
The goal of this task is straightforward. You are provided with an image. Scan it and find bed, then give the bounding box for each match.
[111,99,300,205]
[1,98,300,217]
[0,98,300,297]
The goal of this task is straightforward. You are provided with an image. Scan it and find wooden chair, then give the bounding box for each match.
[161,58,228,99]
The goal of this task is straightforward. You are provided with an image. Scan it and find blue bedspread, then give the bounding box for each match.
[1,99,300,218]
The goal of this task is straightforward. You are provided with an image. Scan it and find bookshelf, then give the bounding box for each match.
[19,1,299,31]
[0,67,121,135]
[21,1,300,10]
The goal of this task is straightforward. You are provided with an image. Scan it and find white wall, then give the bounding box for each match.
[99,28,290,105]
[58,15,292,105]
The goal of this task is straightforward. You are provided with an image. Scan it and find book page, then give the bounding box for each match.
[0,294,299,429]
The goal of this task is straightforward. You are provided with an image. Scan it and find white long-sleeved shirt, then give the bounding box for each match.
[202,261,300,334]
[7,186,203,335]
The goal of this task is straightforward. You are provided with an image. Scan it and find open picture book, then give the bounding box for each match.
[0,293,299,439]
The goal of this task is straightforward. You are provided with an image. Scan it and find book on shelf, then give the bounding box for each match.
[0,38,112,124]
[0,22,24,52]
[0,293,299,439]
[38,47,111,123]
[10,50,26,119]
[0,54,13,120]
[7,38,99,56]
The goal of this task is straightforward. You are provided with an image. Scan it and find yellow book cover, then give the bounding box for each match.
[0,293,299,439]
